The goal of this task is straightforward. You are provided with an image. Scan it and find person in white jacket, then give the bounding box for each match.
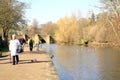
[9,34,20,65]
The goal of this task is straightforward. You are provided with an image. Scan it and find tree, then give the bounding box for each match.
[40,22,57,36]
[28,19,40,36]
[0,0,27,41]
[55,16,79,44]
[98,0,120,42]
[100,0,120,18]
[77,18,89,39]
[88,11,96,25]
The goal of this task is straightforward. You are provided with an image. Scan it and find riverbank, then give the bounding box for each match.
[0,45,59,80]
[89,42,120,47]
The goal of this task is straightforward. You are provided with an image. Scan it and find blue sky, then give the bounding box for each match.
[21,0,100,25]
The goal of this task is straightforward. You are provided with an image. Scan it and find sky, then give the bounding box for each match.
[21,0,100,25]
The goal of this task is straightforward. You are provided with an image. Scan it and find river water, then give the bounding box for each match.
[42,44,120,80]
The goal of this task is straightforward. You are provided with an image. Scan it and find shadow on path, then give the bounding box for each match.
[0,58,52,64]
[0,55,10,61]
[21,51,48,54]
[19,59,52,64]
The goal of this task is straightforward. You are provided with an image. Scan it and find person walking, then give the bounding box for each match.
[28,37,34,52]
[9,34,20,65]
[34,34,41,52]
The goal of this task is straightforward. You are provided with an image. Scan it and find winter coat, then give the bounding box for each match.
[9,39,20,56]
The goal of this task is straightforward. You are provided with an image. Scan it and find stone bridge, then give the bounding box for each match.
[38,35,55,44]
[22,34,55,44]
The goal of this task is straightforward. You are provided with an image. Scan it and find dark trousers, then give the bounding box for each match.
[29,45,33,51]
[12,55,19,65]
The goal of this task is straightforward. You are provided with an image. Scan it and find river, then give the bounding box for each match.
[42,44,120,80]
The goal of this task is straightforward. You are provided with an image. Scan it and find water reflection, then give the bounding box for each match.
[95,48,120,80]
[42,44,120,80]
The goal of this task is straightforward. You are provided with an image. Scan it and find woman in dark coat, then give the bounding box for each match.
[28,37,34,52]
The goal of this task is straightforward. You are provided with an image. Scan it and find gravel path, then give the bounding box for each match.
[0,45,59,80]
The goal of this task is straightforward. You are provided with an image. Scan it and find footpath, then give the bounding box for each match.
[0,45,59,80]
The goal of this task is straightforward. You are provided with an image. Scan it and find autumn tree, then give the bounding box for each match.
[55,16,80,44]
[77,18,89,39]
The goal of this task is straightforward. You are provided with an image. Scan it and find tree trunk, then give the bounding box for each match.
[1,28,8,47]
[107,17,120,41]
[2,28,5,40]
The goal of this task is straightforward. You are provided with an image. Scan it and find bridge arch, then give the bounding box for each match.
[38,35,55,44]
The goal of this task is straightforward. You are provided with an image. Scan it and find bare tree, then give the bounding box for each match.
[28,19,40,36]
[40,22,57,36]
[98,0,120,42]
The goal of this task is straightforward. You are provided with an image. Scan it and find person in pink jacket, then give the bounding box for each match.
[9,34,20,65]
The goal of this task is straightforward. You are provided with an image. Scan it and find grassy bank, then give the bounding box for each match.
[1,46,9,55]
[89,42,120,47]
